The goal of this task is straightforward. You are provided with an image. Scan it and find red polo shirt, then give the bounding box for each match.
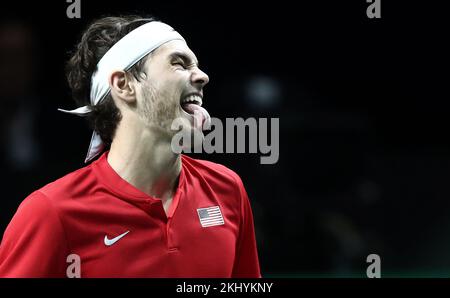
[0,152,261,277]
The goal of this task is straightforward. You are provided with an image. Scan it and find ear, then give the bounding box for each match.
[108,70,136,104]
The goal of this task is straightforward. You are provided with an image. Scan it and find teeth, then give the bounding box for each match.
[181,95,202,106]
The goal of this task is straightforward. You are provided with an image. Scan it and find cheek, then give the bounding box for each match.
[161,79,188,108]
[153,89,182,120]
[143,72,189,113]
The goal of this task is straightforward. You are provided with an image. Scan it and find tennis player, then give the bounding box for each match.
[0,15,261,277]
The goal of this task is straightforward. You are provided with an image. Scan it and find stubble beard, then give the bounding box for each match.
[139,80,180,137]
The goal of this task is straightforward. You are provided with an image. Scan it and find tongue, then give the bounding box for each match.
[182,103,211,130]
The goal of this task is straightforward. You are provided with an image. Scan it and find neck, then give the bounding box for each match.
[107,118,181,202]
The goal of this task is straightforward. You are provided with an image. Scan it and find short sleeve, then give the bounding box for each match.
[0,191,69,277]
[231,175,261,278]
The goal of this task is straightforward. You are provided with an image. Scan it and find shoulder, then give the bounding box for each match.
[180,155,250,211]
[13,190,55,221]
[36,163,96,203]
[181,154,245,188]
[1,189,67,250]
[3,163,95,231]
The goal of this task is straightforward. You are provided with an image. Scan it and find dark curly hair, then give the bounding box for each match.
[65,15,156,148]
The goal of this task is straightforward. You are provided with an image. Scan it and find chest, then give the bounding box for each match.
[64,193,240,277]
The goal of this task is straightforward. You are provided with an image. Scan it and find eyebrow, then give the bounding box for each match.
[168,51,199,67]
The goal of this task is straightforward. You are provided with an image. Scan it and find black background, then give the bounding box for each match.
[1,0,449,277]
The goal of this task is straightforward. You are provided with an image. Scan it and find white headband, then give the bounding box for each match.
[58,21,185,162]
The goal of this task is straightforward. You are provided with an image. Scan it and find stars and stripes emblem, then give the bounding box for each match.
[197,206,225,228]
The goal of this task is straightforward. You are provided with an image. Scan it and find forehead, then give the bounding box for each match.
[151,39,198,63]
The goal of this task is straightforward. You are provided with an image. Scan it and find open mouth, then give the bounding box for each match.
[179,93,211,130]
[180,94,203,115]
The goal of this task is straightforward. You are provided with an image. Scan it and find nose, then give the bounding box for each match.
[191,67,209,88]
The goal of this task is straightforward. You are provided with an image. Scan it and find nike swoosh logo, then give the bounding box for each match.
[104,231,130,246]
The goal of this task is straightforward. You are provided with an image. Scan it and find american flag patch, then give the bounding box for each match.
[197,206,225,228]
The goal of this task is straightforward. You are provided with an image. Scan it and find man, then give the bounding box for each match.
[0,15,261,277]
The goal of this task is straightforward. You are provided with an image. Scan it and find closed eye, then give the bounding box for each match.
[169,51,199,70]
[172,61,187,69]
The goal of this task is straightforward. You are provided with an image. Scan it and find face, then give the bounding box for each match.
[134,39,210,140]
